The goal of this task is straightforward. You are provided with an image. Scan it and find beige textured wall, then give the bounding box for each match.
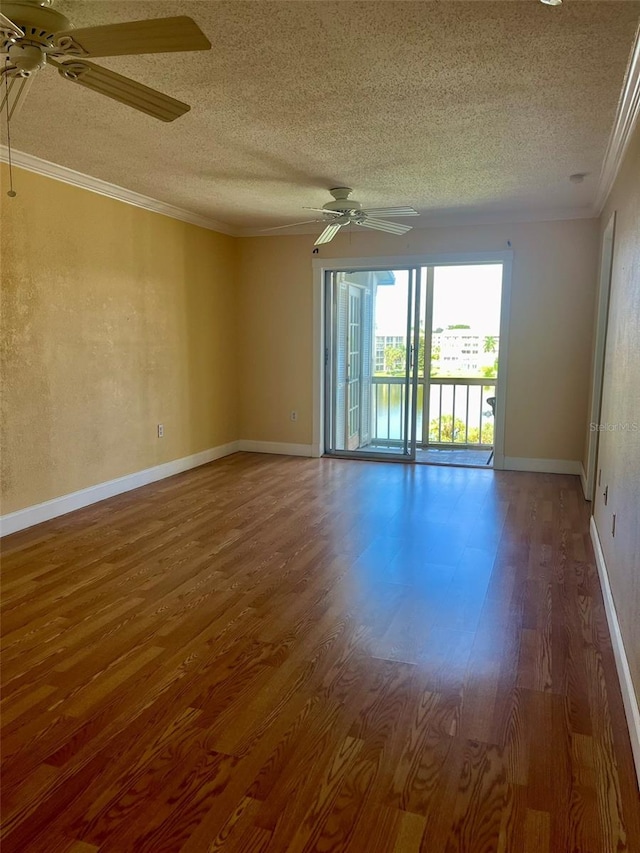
[592,122,640,704]
[0,169,601,516]
[1,166,238,514]
[237,237,315,445]
[238,218,599,459]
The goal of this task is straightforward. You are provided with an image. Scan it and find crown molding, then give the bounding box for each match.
[240,204,596,237]
[0,147,239,237]
[594,22,640,214]
[0,147,599,239]
[410,205,596,228]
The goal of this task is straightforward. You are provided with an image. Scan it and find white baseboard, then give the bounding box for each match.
[0,441,241,537]
[579,462,589,500]
[590,516,640,786]
[237,440,314,457]
[502,457,582,475]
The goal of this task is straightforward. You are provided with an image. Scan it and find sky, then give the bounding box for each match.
[375,264,503,337]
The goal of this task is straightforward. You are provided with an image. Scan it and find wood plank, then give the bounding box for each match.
[1,454,638,851]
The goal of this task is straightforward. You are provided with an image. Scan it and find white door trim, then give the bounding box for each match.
[493,254,513,470]
[584,213,616,500]
[590,516,640,784]
[313,251,514,464]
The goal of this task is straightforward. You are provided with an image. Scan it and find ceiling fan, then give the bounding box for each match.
[263,187,420,245]
[0,0,211,122]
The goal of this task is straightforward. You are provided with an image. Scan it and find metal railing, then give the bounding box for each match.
[371,376,409,444]
[371,376,495,448]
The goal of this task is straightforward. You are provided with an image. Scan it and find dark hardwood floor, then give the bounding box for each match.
[1,453,638,852]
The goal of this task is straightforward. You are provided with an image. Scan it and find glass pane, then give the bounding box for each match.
[421,264,502,466]
[326,269,417,458]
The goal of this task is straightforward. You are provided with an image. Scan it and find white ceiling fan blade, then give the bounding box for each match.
[315,223,343,245]
[258,219,322,233]
[0,12,23,40]
[303,207,341,217]
[361,207,419,217]
[53,17,211,59]
[51,58,189,121]
[0,71,34,120]
[357,218,413,236]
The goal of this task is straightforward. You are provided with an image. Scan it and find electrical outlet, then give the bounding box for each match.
[157,424,164,438]
[290,411,297,422]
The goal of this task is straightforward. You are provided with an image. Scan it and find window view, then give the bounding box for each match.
[423,265,502,460]
[326,263,503,466]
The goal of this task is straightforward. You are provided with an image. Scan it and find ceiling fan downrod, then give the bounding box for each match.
[3,59,17,197]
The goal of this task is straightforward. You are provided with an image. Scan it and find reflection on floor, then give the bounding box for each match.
[3,454,638,850]
[417,446,493,467]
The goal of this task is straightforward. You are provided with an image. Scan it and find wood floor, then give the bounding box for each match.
[1,453,638,852]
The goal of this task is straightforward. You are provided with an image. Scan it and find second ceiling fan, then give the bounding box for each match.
[264,187,420,245]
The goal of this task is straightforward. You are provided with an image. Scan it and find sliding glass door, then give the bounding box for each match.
[324,268,421,459]
[419,264,503,466]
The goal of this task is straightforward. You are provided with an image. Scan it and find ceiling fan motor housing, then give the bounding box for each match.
[7,41,46,73]
[1,0,70,51]
[322,187,363,215]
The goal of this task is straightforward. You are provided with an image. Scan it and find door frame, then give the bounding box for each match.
[313,251,513,466]
[346,283,364,450]
[322,265,421,461]
[584,212,616,501]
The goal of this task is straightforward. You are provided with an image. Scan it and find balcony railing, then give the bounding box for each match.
[371,376,496,448]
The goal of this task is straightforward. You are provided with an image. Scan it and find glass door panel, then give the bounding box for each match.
[325,268,420,459]
[420,264,503,466]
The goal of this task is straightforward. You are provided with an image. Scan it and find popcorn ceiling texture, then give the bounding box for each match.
[9,0,640,228]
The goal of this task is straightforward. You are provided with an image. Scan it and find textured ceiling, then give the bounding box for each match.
[4,0,640,229]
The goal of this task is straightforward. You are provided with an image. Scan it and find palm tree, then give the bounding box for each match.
[483,335,497,354]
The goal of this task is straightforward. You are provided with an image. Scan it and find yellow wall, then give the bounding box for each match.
[1,166,238,514]
[592,122,640,704]
[1,166,602,517]
[238,218,599,460]
[237,236,315,445]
